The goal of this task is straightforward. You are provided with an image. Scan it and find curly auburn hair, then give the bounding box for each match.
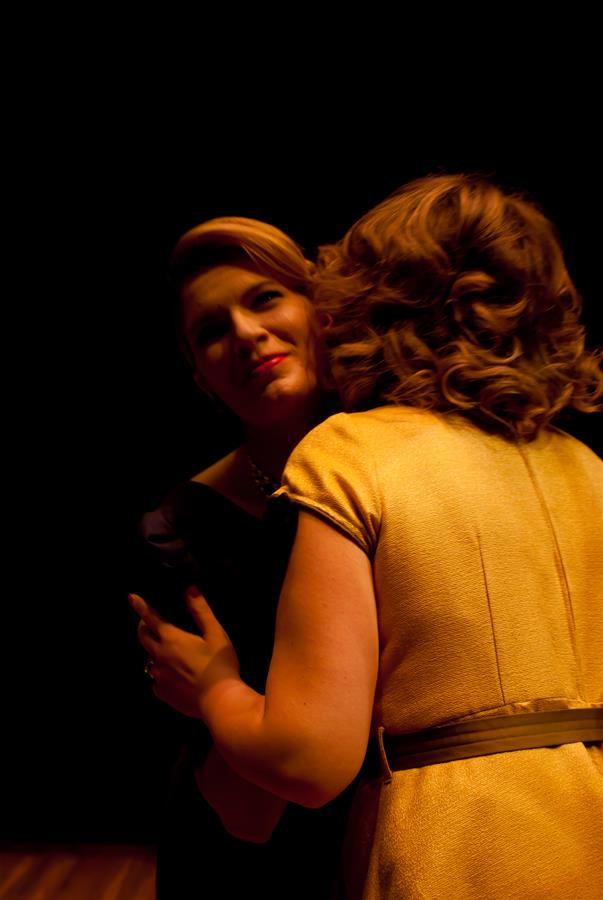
[313,173,603,439]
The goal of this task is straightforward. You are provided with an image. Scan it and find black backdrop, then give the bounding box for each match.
[5,112,601,844]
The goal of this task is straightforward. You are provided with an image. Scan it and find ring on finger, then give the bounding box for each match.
[144,657,156,680]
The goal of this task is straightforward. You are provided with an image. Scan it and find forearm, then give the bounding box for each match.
[195,745,287,843]
[194,514,377,808]
[200,678,331,807]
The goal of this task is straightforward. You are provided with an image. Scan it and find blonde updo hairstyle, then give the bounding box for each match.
[314,174,603,439]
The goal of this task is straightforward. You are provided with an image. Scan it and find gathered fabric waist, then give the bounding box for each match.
[363,708,603,782]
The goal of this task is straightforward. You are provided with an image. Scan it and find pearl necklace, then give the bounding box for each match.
[245,451,282,498]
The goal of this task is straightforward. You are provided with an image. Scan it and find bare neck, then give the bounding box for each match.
[243,391,341,479]
[243,419,314,482]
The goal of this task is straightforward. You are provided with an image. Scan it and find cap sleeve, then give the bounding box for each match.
[271,413,381,557]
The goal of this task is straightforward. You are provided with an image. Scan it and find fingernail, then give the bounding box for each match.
[186,586,201,598]
[128,593,141,606]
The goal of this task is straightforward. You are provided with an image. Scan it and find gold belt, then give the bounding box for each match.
[364,708,603,782]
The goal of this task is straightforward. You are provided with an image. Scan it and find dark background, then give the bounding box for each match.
[5,106,601,843]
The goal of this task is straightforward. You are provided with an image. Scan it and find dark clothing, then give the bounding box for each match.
[139,481,354,899]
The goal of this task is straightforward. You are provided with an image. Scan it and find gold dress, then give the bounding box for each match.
[274,406,603,900]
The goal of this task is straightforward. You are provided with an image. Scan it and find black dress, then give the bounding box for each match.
[138,480,354,900]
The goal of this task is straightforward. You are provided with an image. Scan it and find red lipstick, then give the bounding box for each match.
[250,354,288,376]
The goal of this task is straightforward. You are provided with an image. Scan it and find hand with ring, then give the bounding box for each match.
[128,588,241,721]
[143,656,156,679]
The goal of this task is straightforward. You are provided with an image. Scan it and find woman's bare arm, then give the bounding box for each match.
[202,510,379,807]
[133,510,379,808]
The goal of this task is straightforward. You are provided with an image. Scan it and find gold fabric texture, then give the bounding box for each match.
[274,407,603,899]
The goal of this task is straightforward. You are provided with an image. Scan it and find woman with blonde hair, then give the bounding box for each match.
[134,215,348,899]
[133,176,603,898]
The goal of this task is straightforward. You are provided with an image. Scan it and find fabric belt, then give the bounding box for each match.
[363,708,603,782]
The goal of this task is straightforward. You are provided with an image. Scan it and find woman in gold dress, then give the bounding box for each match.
[132,174,603,898]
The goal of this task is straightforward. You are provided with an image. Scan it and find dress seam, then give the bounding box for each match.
[515,442,585,699]
[477,532,506,706]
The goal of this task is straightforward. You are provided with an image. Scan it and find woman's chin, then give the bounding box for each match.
[242,385,318,428]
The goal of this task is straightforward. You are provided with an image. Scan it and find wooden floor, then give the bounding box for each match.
[0,844,156,900]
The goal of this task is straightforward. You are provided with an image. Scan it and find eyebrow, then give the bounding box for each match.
[187,279,280,340]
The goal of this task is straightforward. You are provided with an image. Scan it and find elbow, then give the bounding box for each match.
[271,740,365,808]
[278,760,360,809]
[293,788,338,809]
[288,778,351,809]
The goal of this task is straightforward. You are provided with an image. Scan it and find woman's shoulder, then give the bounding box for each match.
[538,425,603,483]
[140,448,265,552]
[191,448,267,520]
[191,448,240,490]
[294,406,443,452]
[138,452,238,539]
[139,480,211,547]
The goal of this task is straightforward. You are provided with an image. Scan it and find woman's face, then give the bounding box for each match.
[180,262,324,427]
